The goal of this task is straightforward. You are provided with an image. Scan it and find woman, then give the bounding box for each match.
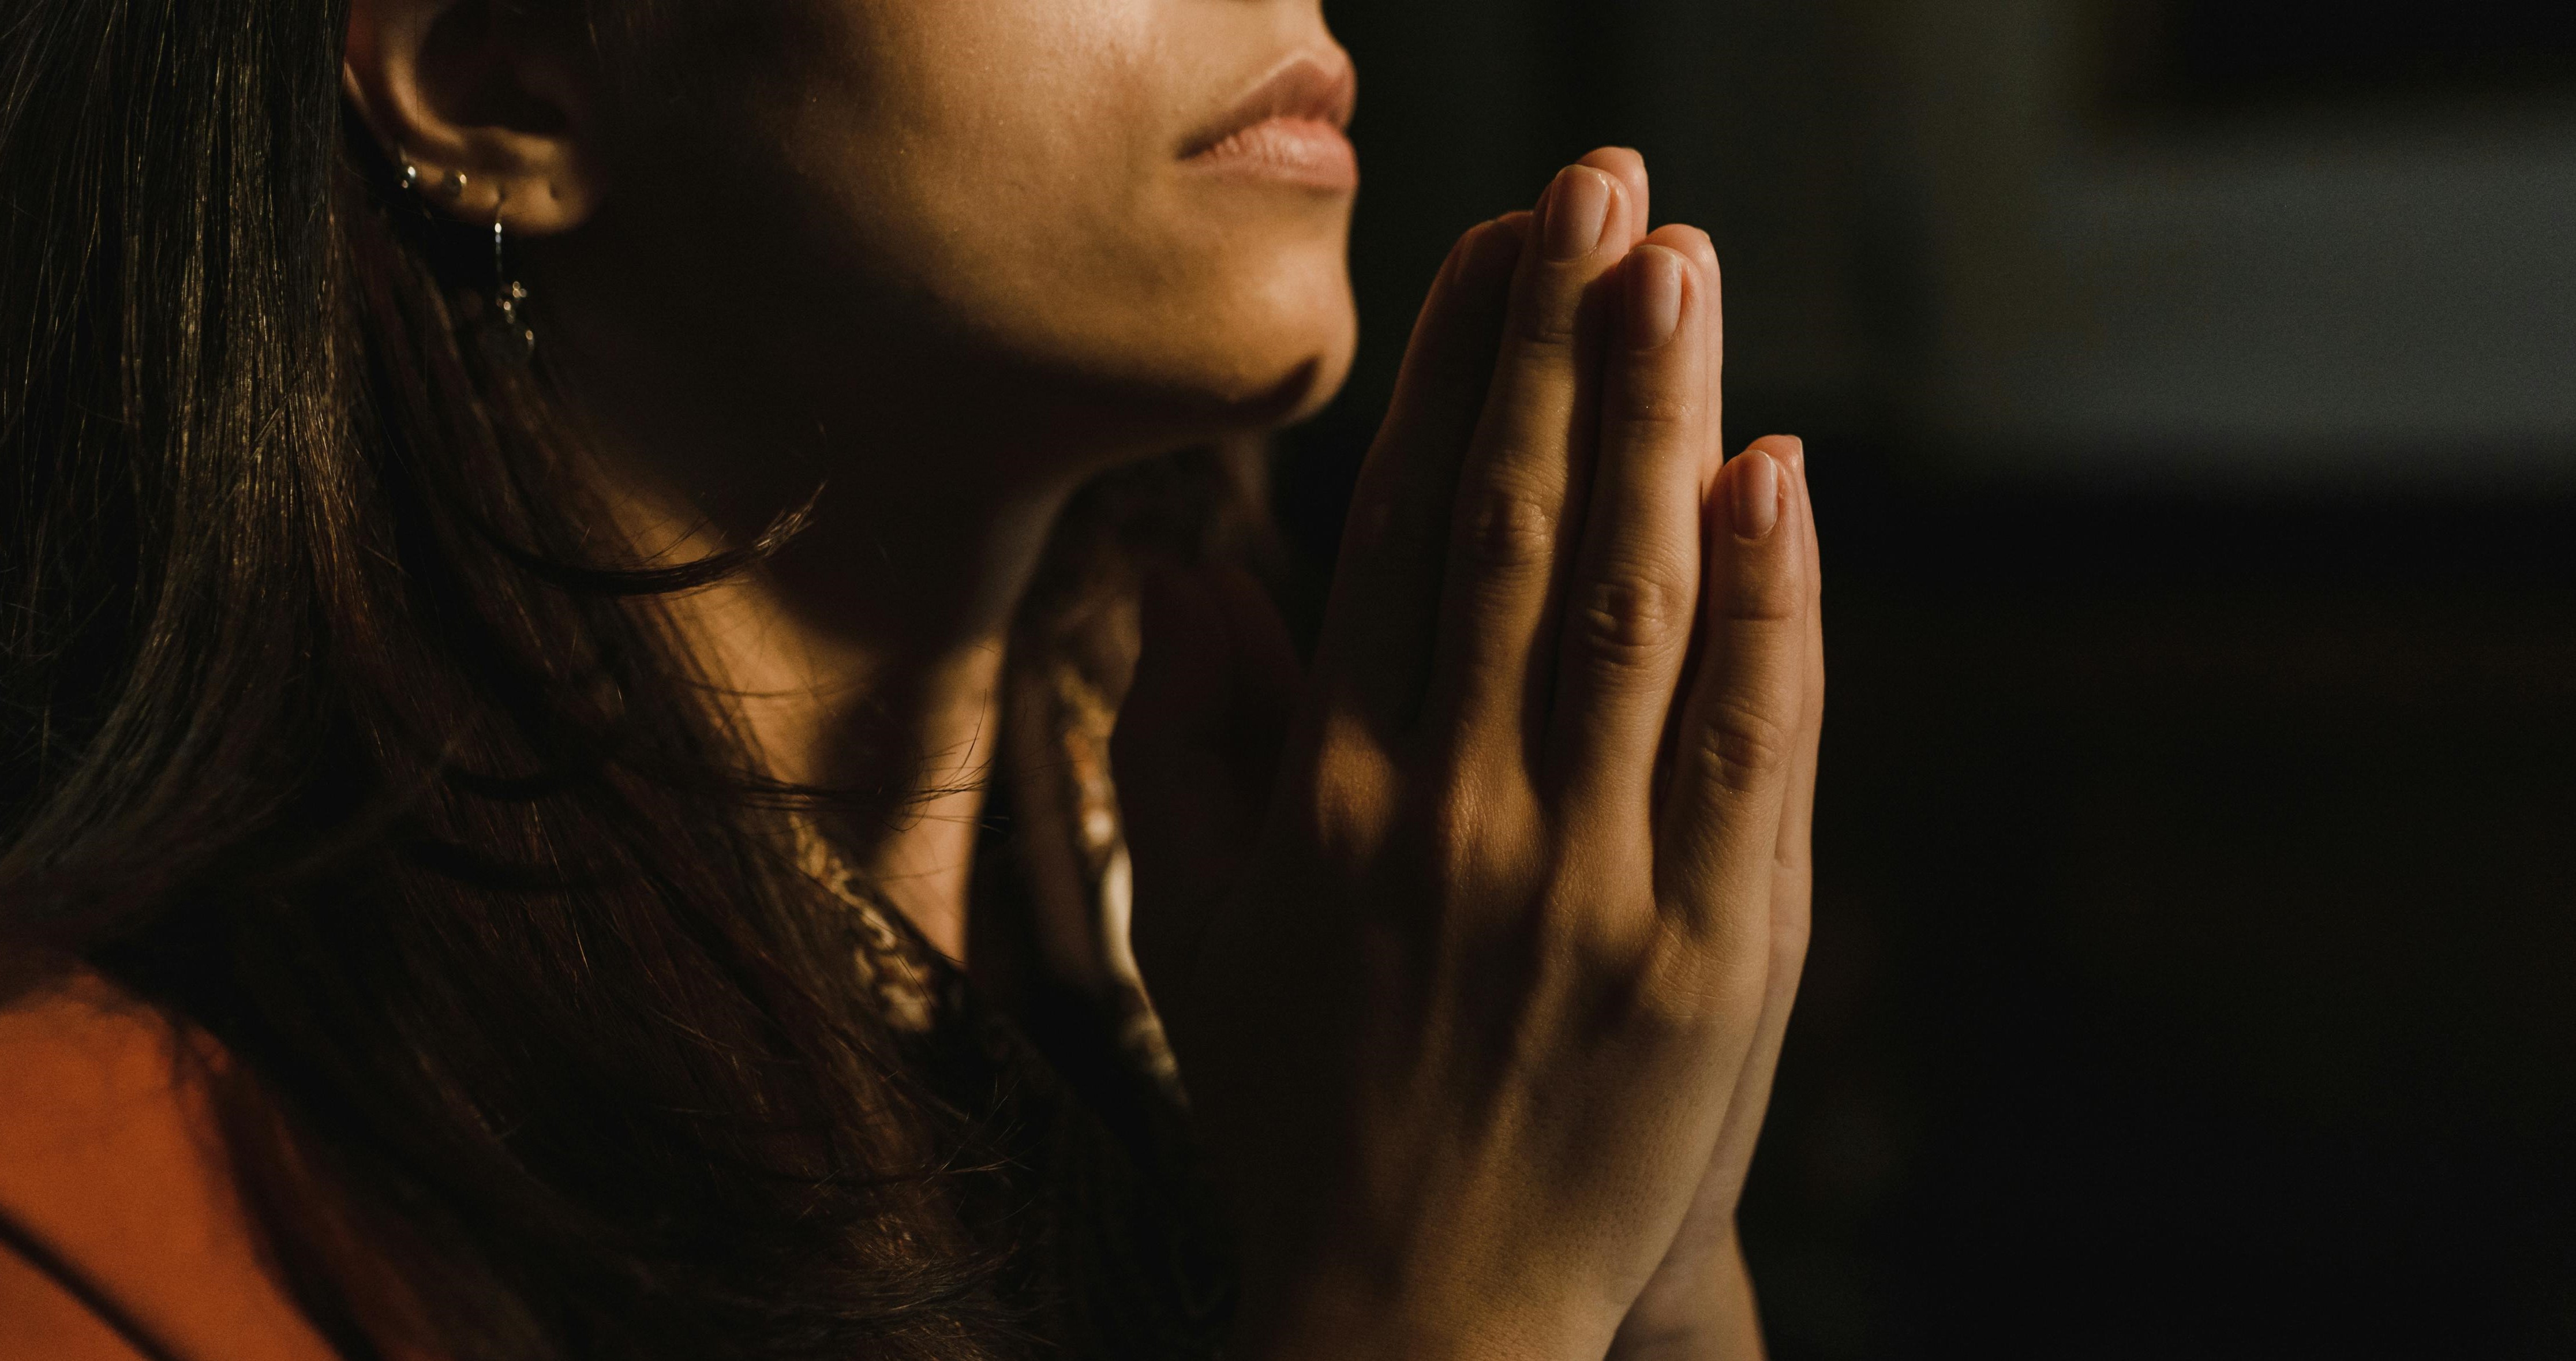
[0,0,1822,1358]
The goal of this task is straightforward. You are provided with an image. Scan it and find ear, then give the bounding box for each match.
[342,0,603,236]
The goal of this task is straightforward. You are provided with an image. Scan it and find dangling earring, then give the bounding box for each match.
[482,187,536,365]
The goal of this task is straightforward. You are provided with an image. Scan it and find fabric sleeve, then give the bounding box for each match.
[0,1215,166,1361]
[0,973,349,1361]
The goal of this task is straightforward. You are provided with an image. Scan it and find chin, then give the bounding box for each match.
[1155,329,1354,444]
[986,240,1357,459]
[1173,257,1360,435]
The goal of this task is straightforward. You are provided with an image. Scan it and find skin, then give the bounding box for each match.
[343,2,1821,1357]
[347,0,1364,952]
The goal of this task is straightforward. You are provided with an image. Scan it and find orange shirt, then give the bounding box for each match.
[0,974,346,1361]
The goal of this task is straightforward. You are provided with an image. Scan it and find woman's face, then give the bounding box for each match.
[566,0,1360,465]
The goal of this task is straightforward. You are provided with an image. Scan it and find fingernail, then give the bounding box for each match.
[1627,248,1684,348]
[1544,166,1613,261]
[1731,452,1781,539]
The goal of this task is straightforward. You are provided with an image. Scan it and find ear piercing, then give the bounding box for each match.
[396,153,536,364]
[396,158,467,201]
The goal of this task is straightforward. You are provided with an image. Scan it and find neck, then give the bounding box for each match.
[591,411,1094,962]
[535,246,1190,962]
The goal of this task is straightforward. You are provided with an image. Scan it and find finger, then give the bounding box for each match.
[1657,446,1809,941]
[1425,163,1639,763]
[1545,243,1709,814]
[1577,146,1650,245]
[1649,226,1725,496]
[1313,215,1529,737]
[1770,437,1823,889]
[1638,227,1725,809]
[1760,437,1822,965]
[1698,438,1821,1199]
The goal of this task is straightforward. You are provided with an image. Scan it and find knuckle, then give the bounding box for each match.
[1413,777,1542,910]
[1459,483,1557,577]
[1612,927,1752,1039]
[1512,294,1584,352]
[1624,971,1723,1041]
[1724,565,1803,625]
[1419,782,1491,880]
[1691,693,1795,797]
[1571,564,1690,670]
[1612,381,1697,433]
[1297,733,1398,860]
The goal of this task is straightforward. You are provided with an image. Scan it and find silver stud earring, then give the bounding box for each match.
[482,189,536,365]
[399,159,424,193]
[436,168,469,203]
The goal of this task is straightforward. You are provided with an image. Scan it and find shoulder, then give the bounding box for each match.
[0,969,347,1361]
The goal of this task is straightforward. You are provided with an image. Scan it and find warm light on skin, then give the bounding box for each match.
[346,0,1362,954]
[541,0,1362,481]
[567,0,1360,954]
[343,9,1811,1348]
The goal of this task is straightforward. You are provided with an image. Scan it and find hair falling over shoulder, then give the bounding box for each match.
[0,3,1089,1358]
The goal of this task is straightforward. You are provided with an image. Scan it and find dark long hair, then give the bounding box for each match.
[0,2,1222,1356]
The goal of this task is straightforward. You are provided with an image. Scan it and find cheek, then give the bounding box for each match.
[746,3,1170,327]
[712,0,1356,422]
[841,116,1356,418]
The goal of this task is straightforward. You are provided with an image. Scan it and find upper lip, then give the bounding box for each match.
[1181,50,1359,159]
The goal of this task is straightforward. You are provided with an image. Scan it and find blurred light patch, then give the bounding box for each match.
[1882,0,2576,486]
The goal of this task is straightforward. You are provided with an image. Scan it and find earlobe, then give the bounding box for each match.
[340,0,602,237]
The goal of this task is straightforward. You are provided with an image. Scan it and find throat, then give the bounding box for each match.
[654,560,1013,968]
[846,775,989,963]
[795,644,1008,966]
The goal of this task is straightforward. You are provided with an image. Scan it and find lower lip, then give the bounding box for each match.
[1184,117,1360,192]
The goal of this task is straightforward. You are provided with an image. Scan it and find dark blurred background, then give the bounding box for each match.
[1278,2,2576,1355]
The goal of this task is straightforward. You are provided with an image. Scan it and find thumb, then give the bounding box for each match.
[1114,563,1300,1007]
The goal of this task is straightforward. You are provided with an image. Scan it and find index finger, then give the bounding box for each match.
[1313,214,1529,736]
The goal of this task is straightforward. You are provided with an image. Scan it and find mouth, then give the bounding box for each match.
[1180,51,1360,192]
